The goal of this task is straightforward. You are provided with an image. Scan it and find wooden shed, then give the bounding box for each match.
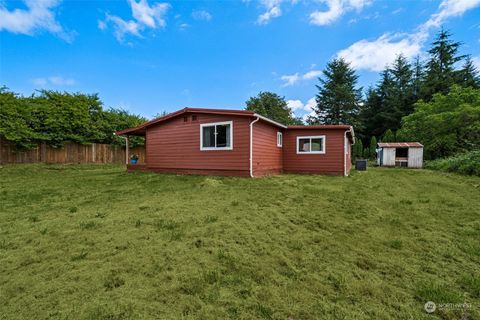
[376,142,423,168]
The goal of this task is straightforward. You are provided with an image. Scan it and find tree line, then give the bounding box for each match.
[0,88,146,149]
[246,29,480,160]
[1,29,478,159]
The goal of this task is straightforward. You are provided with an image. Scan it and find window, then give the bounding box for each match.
[277,132,283,147]
[297,135,325,154]
[192,115,198,121]
[200,121,233,150]
[183,116,188,122]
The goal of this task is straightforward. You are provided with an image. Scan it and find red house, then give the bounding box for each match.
[116,108,355,177]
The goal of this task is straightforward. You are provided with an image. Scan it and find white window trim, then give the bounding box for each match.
[296,135,326,154]
[200,121,233,151]
[277,132,283,147]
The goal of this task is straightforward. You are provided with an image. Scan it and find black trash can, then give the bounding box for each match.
[355,159,367,171]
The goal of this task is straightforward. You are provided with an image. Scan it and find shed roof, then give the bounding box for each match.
[377,142,423,148]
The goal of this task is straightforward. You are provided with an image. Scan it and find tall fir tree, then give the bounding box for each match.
[359,87,384,139]
[457,56,480,88]
[369,136,377,159]
[422,28,465,100]
[389,54,415,121]
[308,58,362,126]
[412,55,425,101]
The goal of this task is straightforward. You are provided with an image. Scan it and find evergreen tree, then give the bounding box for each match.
[359,56,418,140]
[359,87,384,139]
[382,129,395,142]
[309,58,362,126]
[389,54,415,122]
[246,91,302,125]
[422,28,466,100]
[352,139,363,162]
[369,136,377,159]
[457,56,480,88]
[412,55,425,101]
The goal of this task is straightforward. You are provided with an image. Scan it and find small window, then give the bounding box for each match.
[200,121,233,150]
[183,116,188,122]
[192,115,198,121]
[277,132,283,147]
[297,136,325,154]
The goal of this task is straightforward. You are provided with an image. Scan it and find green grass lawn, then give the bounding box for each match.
[1,165,479,320]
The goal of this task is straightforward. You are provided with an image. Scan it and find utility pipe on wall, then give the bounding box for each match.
[249,116,260,178]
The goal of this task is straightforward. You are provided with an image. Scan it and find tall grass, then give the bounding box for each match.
[0,164,479,319]
[425,150,480,176]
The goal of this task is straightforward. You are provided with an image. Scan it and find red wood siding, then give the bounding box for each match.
[145,113,251,176]
[283,129,345,175]
[252,121,283,176]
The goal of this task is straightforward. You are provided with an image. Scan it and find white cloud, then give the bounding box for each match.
[97,20,107,31]
[130,0,169,28]
[337,33,423,71]
[257,0,282,25]
[310,0,372,26]
[337,0,480,71]
[286,99,304,111]
[472,56,480,70]
[0,0,74,42]
[303,97,316,112]
[100,0,170,42]
[255,0,370,25]
[281,73,301,86]
[281,70,322,86]
[422,0,480,30]
[179,23,189,30]
[303,70,322,80]
[192,10,212,21]
[287,97,317,122]
[32,76,76,87]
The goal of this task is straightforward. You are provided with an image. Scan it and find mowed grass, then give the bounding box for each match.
[1,165,479,320]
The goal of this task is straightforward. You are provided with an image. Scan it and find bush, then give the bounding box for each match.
[425,150,480,176]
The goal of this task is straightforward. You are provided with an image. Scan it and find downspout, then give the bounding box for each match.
[344,127,353,176]
[249,116,260,178]
[344,130,347,177]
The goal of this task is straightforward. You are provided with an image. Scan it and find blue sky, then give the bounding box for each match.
[1,0,479,120]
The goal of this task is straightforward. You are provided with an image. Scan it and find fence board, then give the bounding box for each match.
[0,137,145,165]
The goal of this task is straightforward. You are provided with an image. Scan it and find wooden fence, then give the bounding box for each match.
[0,137,145,165]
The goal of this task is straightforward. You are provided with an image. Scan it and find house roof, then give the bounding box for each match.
[115,108,256,136]
[287,125,352,130]
[377,142,423,148]
[115,107,354,137]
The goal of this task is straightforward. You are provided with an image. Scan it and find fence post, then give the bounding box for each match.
[92,144,96,163]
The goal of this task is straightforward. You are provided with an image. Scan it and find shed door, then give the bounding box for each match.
[408,148,423,168]
[383,148,396,166]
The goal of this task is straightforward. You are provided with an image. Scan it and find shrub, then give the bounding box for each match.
[425,151,480,176]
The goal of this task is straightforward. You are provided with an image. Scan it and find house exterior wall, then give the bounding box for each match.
[252,121,283,176]
[283,129,346,175]
[408,147,423,168]
[145,113,251,176]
